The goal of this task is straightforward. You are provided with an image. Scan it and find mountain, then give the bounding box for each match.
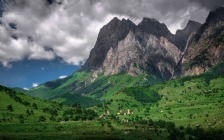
[175,20,202,51]
[92,62,224,128]
[26,17,184,100]
[26,7,224,103]
[2,7,224,140]
[82,17,199,79]
[181,7,224,76]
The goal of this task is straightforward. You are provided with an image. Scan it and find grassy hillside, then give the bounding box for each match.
[19,62,224,129]
[92,62,224,129]
[13,72,101,107]
[26,71,162,104]
[51,93,101,108]
[0,85,99,124]
[0,86,195,140]
[1,62,224,139]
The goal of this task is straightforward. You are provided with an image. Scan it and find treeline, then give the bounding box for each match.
[99,112,224,140]
[121,87,161,103]
[0,85,99,123]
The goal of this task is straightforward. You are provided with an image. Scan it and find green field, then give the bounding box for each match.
[1,63,224,139]
[25,71,163,104]
[93,62,224,129]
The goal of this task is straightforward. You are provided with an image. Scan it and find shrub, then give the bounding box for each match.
[7,105,13,112]
[38,116,47,122]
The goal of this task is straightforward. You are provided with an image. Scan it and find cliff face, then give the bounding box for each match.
[82,18,136,70]
[181,7,224,76]
[101,31,181,79]
[28,7,224,99]
[81,7,224,80]
[175,20,202,51]
[82,18,186,80]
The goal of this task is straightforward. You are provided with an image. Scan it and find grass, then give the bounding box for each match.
[0,121,169,140]
[92,62,224,129]
[2,63,224,140]
[25,71,162,106]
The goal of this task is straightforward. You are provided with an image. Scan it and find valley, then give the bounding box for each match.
[0,5,224,140]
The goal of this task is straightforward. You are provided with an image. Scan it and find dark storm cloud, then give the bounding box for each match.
[0,0,222,67]
[190,0,224,10]
[100,0,209,31]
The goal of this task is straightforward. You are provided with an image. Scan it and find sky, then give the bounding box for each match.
[0,0,223,88]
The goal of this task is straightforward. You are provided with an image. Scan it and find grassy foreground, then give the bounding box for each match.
[1,63,224,139]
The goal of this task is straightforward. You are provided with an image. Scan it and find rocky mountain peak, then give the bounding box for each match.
[206,7,224,23]
[175,20,202,51]
[138,17,171,38]
[81,17,137,71]
[81,10,219,80]
[198,7,224,35]
[180,7,224,76]
[176,20,201,35]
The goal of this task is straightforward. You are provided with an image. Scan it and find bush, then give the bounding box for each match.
[122,87,161,103]
[38,116,47,122]
[7,105,13,112]
[18,115,24,123]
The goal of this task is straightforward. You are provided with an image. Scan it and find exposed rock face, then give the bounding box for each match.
[81,7,224,80]
[82,18,136,70]
[82,18,184,80]
[102,31,181,79]
[175,20,202,51]
[181,7,224,76]
[138,18,176,44]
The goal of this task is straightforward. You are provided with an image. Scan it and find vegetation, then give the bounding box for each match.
[13,71,163,112]
[122,87,161,103]
[1,63,224,139]
[0,85,99,124]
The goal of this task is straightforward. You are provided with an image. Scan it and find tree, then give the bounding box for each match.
[26,109,30,116]
[63,115,69,121]
[107,121,112,128]
[18,115,24,123]
[7,105,13,112]
[38,116,47,122]
[32,103,38,109]
[30,110,34,115]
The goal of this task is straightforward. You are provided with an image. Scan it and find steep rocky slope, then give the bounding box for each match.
[26,7,224,101]
[181,7,224,76]
[82,17,200,80]
[175,20,202,51]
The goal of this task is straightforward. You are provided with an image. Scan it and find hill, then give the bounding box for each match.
[26,7,224,105]
[24,10,199,101]
[0,85,99,123]
[93,62,224,129]
[1,78,224,139]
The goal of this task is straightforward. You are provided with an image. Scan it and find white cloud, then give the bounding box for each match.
[32,83,38,87]
[23,87,29,90]
[59,75,67,79]
[0,0,220,67]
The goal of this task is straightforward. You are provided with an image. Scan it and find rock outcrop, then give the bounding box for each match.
[181,7,224,76]
[81,7,224,80]
[82,18,189,80]
[175,20,202,51]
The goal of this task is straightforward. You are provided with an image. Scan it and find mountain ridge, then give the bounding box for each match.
[81,15,202,80]
[25,7,224,102]
[181,7,224,76]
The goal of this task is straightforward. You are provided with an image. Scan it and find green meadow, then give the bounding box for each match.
[1,63,224,140]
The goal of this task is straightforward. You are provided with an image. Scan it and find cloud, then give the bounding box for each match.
[189,0,224,10]
[58,75,67,79]
[32,83,38,87]
[23,87,29,90]
[0,0,111,67]
[0,0,222,67]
